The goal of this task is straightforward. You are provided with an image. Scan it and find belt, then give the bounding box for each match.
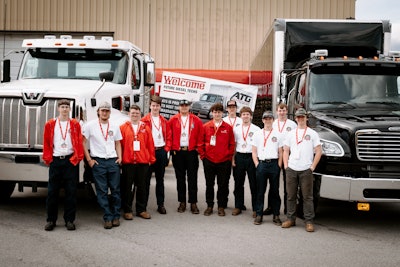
[53,154,72,160]
[155,146,165,150]
[258,158,278,163]
[236,152,252,156]
[180,146,188,151]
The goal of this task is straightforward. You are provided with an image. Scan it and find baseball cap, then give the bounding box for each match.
[295,108,307,117]
[227,100,237,107]
[262,111,274,119]
[98,101,111,110]
[179,99,191,106]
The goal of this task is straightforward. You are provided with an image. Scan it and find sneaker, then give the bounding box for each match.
[218,207,225,216]
[254,215,262,225]
[263,207,272,215]
[272,216,282,226]
[190,203,200,214]
[232,208,242,216]
[177,202,186,213]
[65,221,76,231]
[281,220,296,228]
[104,221,112,229]
[45,221,56,231]
[157,206,167,214]
[306,223,315,232]
[112,218,120,227]
[204,207,213,216]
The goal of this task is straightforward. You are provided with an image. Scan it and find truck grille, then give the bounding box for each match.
[0,98,61,149]
[356,129,400,162]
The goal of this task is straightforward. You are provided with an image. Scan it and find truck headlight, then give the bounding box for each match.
[320,139,344,157]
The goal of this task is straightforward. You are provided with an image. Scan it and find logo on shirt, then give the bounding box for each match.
[286,127,292,132]
[108,130,114,137]
[272,136,277,142]
[221,129,228,134]
[249,132,254,137]
[305,135,311,141]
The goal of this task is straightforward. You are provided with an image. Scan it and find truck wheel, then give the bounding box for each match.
[0,181,16,202]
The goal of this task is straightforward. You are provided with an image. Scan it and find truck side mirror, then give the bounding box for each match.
[144,61,155,86]
[99,71,114,82]
[1,59,11,83]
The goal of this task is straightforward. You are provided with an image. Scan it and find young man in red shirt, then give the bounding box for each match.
[199,103,235,216]
[168,99,204,214]
[120,105,156,220]
[43,99,84,231]
[141,95,171,214]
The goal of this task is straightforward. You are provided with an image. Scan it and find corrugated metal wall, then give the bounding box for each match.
[0,0,355,71]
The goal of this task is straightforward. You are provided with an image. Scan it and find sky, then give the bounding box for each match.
[356,0,400,50]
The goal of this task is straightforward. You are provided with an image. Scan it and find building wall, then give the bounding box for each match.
[0,0,355,71]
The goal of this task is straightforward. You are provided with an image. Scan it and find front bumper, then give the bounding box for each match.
[319,173,400,202]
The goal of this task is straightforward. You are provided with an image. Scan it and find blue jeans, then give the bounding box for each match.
[285,167,314,223]
[46,156,78,223]
[255,160,281,217]
[92,157,121,222]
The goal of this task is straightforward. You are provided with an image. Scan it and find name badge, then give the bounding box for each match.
[210,135,216,146]
[133,141,141,151]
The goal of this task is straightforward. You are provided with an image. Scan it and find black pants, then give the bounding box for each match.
[146,148,168,207]
[233,152,256,211]
[172,150,199,203]
[46,157,78,223]
[203,158,231,208]
[121,163,149,214]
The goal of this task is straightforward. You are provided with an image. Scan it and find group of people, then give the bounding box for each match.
[42,96,321,233]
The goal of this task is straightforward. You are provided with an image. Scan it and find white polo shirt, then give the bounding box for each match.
[83,119,122,158]
[251,128,283,160]
[284,127,321,171]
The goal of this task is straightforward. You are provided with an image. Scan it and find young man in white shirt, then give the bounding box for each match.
[232,107,260,217]
[251,111,283,225]
[281,108,322,232]
[264,103,297,216]
[83,102,123,229]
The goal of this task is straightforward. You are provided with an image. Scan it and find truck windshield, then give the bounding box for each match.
[19,48,128,84]
[308,71,400,110]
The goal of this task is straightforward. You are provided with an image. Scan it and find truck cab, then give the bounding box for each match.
[0,35,155,200]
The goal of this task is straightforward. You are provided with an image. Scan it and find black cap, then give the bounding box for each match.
[179,99,191,106]
[227,100,237,107]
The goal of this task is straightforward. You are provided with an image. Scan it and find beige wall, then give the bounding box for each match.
[0,0,355,70]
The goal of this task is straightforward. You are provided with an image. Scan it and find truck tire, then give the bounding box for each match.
[0,181,16,202]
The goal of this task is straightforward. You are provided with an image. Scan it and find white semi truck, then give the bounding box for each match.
[0,35,155,200]
[258,19,400,210]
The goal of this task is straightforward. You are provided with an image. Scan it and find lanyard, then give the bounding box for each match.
[213,121,222,137]
[263,128,273,147]
[228,117,237,127]
[151,116,162,133]
[242,124,251,142]
[58,118,69,141]
[131,123,140,140]
[296,127,307,145]
[99,120,110,141]
[277,119,287,133]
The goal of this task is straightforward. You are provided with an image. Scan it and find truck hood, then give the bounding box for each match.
[311,108,400,132]
[0,79,105,99]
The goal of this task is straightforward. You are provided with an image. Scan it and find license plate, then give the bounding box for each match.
[357,202,370,211]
